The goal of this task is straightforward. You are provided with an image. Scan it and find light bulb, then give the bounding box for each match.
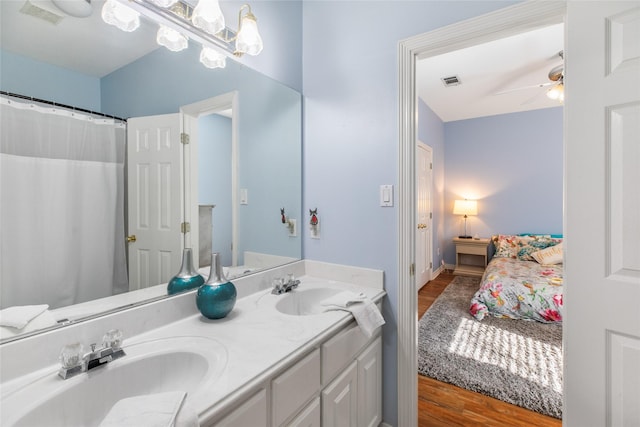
[147,0,179,7]
[101,0,140,32]
[546,83,564,102]
[192,0,225,35]
[157,26,188,52]
[200,47,226,69]
[235,11,263,56]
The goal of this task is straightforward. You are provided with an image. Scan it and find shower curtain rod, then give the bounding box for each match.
[0,91,127,122]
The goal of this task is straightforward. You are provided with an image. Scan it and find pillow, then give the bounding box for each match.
[517,235,561,261]
[492,235,519,258]
[531,242,564,265]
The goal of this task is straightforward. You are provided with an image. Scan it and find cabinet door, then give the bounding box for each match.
[286,397,320,427]
[322,361,358,427]
[214,388,267,427]
[357,337,382,427]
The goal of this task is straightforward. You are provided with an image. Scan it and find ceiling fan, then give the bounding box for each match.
[495,51,564,102]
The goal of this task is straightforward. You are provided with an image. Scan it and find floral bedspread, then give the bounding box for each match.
[470,257,563,323]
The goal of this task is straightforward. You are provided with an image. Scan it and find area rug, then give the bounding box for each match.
[418,275,563,419]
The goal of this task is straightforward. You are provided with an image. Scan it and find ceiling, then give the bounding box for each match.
[0,0,159,78]
[2,1,563,120]
[416,23,564,122]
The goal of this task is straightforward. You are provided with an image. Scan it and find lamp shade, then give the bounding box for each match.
[192,0,225,36]
[235,11,263,56]
[453,199,477,216]
[157,25,188,51]
[101,0,140,32]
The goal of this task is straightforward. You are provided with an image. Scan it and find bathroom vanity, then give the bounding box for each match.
[0,260,385,427]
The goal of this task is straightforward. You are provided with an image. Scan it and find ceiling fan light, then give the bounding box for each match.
[235,8,263,56]
[101,0,140,32]
[200,47,226,69]
[546,83,564,101]
[157,25,189,51]
[192,0,225,36]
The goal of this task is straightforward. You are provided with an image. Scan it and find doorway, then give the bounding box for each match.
[396,2,567,424]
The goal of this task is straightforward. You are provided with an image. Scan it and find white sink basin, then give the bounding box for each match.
[1,336,227,427]
[275,287,342,316]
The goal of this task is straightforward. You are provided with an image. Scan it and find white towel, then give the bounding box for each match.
[322,291,385,338]
[0,309,57,339]
[99,391,199,427]
[0,304,49,329]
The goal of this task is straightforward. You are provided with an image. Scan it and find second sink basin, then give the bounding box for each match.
[1,336,228,427]
[275,287,342,316]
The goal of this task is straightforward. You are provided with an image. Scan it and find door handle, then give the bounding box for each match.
[417,224,427,229]
[127,235,137,243]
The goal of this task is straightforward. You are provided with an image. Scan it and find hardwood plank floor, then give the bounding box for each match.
[417,271,562,427]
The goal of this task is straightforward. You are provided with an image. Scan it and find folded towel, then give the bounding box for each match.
[322,291,385,338]
[320,291,367,308]
[0,304,49,329]
[99,391,199,427]
[0,309,57,339]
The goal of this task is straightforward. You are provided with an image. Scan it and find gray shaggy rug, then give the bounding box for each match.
[418,275,563,419]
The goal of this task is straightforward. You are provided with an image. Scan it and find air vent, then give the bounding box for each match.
[20,0,64,25]
[441,75,461,87]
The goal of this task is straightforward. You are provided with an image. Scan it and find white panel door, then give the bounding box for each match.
[416,142,432,290]
[565,2,640,426]
[127,114,183,291]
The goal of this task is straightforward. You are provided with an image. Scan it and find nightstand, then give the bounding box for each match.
[453,237,490,277]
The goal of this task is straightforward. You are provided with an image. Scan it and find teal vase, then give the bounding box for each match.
[197,252,237,319]
[167,248,205,295]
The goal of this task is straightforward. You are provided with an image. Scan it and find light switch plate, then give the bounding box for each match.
[380,185,393,207]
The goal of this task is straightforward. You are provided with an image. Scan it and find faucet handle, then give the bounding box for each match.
[59,343,84,369]
[102,329,123,350]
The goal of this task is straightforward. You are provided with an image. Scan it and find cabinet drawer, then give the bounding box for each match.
[272,348,321,426]
[322,321,369,385]
[456,244,487,256]
[286,397,320,427]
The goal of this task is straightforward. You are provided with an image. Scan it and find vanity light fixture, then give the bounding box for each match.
[234,4,263,56]
[157,25,189,51]
[106,0,264,66]
[191,0,225,36]
[200,46,226,69]
[147,0,179,7]
[101,0,140,32]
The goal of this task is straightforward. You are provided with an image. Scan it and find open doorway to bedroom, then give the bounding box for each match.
[413,21,564,426]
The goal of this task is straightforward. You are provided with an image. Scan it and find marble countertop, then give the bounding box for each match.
[0,264,385,425]
[125,275,386,421]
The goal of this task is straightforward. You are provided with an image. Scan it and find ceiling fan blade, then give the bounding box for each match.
[493,81,554,96]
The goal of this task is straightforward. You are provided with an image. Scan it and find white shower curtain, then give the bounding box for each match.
[0,97,128,310]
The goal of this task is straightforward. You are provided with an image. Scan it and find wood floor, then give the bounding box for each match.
[417,272,562,427]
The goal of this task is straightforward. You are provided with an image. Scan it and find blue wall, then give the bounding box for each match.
[443,107,564,264]
[0,50,101,111]
[199,114,233,267]
[301,2,520,424]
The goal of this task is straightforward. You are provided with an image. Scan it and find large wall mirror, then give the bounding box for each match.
[0,0,302,342]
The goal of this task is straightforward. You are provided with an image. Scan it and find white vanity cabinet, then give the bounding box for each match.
[204,321,382,427]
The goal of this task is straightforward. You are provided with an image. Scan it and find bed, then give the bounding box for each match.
[469,234,564,323]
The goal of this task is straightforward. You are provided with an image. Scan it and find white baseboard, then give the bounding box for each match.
[431,263,454,280]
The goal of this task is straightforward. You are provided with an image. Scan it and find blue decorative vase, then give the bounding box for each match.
[167,248,205,295]
[196,252,237,319]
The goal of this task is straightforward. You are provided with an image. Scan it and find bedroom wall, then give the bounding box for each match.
[443,106,563,265]
[418,98,446,272]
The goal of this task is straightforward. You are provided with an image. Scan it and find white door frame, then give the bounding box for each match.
[396,2,566,425]
[181,91,239,268]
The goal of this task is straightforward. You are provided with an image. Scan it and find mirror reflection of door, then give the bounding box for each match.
[416,141,433,291]
[126,114,183,291]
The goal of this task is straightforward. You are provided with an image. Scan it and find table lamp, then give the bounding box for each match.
[453,199,477,239]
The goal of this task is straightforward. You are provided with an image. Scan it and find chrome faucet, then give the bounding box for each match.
[58,329,126,379]
[271,274,300,295]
